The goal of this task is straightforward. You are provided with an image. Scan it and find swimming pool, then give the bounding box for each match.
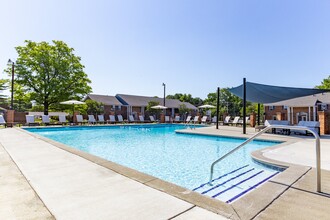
[25,124,282,202]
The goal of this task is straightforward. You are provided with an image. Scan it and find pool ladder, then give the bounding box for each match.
[208,125,322,192]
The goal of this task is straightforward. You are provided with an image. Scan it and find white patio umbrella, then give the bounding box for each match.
[60,100,86,118]
[151,105,168,109]
[198,104,216,109]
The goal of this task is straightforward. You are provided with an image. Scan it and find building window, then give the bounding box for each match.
[283,106,288,110]
[115,105,121,110]
[269,106,275,111]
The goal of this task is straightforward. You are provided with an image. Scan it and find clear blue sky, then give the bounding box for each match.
[1,0,330,99]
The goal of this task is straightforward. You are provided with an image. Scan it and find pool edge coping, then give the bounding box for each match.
[15,126,314,220]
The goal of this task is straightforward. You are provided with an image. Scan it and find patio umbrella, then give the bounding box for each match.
[60,100,86,119]
[151,105,168,110]
[198,104,216,109]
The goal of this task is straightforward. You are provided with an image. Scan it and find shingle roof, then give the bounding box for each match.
[116,94,197,109]
[265,92,330,107]
[85,94,123,106]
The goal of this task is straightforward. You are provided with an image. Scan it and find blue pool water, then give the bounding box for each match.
[25,124,281,190]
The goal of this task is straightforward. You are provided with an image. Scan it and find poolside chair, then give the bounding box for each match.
[98,115,105,124]
[108,115,116,124]
[174,115,181,123]
[58,115,67,125]
[42,115,51,125]
[211,116,217,124]
[76,115,85,125]
[149,115,156,122]
[117,115,125,123]
[129,115,136,123]
[193,116,200,124]
[88,115,96,124]
[201,116,208,124]
[223,116,231,125]
[26,115,39,126]
[185,115,192,124]
[292,121,320,135]
[165,116,171,123]
[0,115,7,127]
[238,117,250,126]
[138,115,145,123]
[229,116,240,126]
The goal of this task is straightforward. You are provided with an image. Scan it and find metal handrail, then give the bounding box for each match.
[209,125,322,192]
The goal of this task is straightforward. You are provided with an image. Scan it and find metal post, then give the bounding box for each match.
[10,63,15,110]
[243,78,246,134]
[257,103,260,125]
[162,83,166,106]
[216,87,220,129]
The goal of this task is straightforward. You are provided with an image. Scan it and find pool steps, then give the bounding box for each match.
[193,165,279,203]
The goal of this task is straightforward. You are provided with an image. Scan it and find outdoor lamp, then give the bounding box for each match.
[7,59,15,110]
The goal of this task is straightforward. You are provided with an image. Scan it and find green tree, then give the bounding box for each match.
[166,93,203,106]
[13,84,32,112]
[316,76,330,89]
[0,79,8,99]
[85,99,103,115]
[146,101,160,115]
[178,104,189,115]
[13,40,92,115]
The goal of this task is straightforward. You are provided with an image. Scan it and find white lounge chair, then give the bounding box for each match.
[26,115,39,126]
[76,115,84,125]
[42,115,51,125]
[139,115,145,123]
[149,115,156,122]
[0,115,7,127]
[98,115,105,124]
[264,120,290,134]
[223,116,231,125]
[185,115,192,124]
[117,115,125,123]
[212,116,217,124]
[108,115,116,124]
[201,116,208,124]
[59,115,67,125]
[229,116,240,126]
[292,121,320,135]
[193,116,199,124]
[88,115,96,124]
[165,116,171,123]
[129,115,136,123]
[174,116,181,123]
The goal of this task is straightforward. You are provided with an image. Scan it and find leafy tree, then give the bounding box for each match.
[178,104,189,115]
[0,79,8,99]
[13,84,32,112]
[166,93,203,106]
[13,40,92,115]
[146,101,160,115]
[85,99,103,115]
[316,76,330,89]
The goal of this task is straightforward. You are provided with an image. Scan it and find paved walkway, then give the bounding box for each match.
[0,128,226,220]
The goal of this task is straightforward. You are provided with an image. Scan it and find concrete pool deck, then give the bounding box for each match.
[0,125,329,219]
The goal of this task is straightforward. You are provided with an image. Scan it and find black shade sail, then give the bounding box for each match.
[229,82,330,104]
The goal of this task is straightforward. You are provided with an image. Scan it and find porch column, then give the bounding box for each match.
[287,107,291,124]
[308,106,311,121]
[141,106,145,116]
[291,107,294,124]
[313,105,317,121]
[171,108,175,117]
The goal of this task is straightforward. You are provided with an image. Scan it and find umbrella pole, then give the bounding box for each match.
[216,87,220,130]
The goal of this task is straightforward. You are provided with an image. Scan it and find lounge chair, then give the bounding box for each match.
[238,117,250,126]
[229,116,240,126]
[165,116,171,123]
[193,116,199,124]
[88,115,96,124]
[149,115,156,122]
[129,115,136,123]
[223,116,231,125]
[108,115,116,124]
[292,121,320,135]
[42,115,51,125]
[76,115,85,125]
[0,115,7,127]
[58,115,67,125]
[211,116,217,124]
[139,115,145,123]
[185,115,192,124]
[264,120,290,135]
[98,115,105,124]
[26,115,39,126]
[201,116,208,124]
[174,116,181,123]
[117,115,125,123]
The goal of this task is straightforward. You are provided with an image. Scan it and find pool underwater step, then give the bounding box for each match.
[193,165,280,203]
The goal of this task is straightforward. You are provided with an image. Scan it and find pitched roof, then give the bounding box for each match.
[85,94,123,106]
[116,94,197,109]
[265,92,330,107]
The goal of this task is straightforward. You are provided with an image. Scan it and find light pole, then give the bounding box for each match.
[162,83,166,106]
[7,59,15,110]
